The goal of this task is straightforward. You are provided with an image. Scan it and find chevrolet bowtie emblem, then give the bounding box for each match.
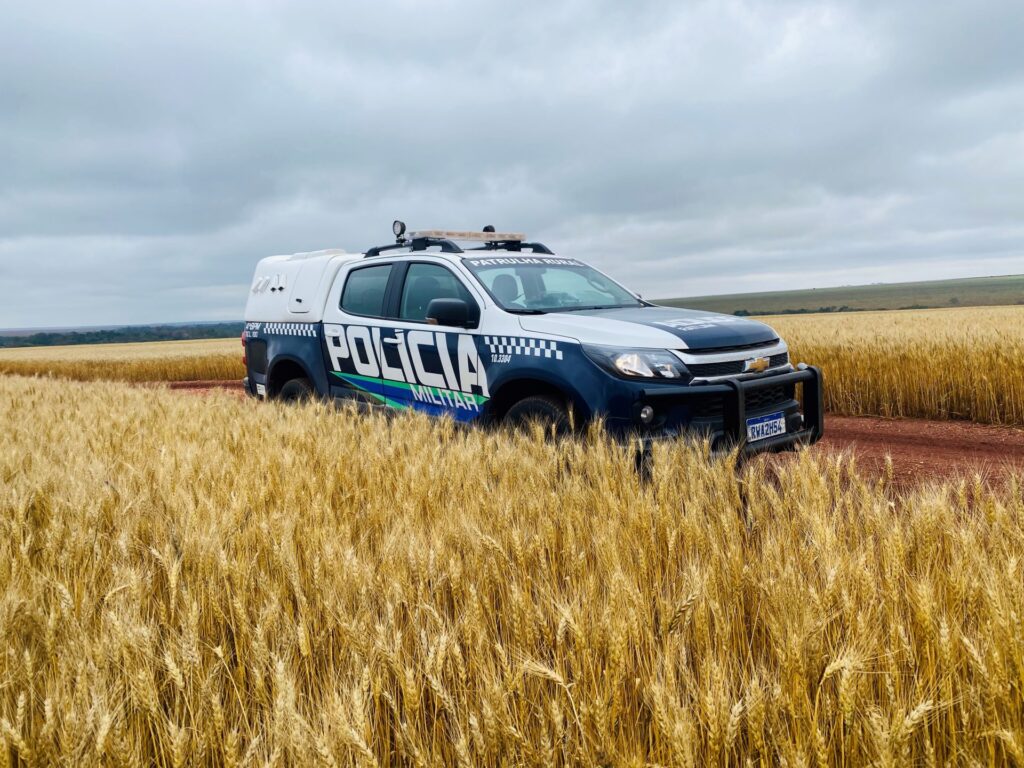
[744,356,770,373]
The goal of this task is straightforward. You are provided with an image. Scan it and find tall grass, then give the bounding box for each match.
[0,338,242,383]
[1,375,1022,765]
[768,306,1024,425]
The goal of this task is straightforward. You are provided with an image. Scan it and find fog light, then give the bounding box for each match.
[639,405,655,424]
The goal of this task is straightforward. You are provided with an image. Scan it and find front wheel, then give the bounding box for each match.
[278,377,313,403]
[504,395,572,437]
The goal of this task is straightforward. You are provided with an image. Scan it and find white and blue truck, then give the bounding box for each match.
[242,223,823,452]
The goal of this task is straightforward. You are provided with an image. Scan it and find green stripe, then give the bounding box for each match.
[330,371,387,405]
[333,371,380,387]
[331,371,409,410]
[332,371,489,405]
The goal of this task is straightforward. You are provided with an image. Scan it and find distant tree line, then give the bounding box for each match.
[0,323,244,348]
[733,306,865,316]
[731,297,983,316]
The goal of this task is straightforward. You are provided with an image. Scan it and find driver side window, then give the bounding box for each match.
[399,263,478,323]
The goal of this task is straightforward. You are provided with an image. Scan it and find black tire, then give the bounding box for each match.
[278,377,313,403]
[504,395,572,437]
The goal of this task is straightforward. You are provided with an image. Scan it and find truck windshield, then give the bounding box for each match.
[462,256,643,313]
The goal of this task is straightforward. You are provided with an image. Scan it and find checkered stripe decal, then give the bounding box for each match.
[484,336,563,360]
[262,322,318,337]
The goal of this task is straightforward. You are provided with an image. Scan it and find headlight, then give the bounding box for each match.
[582,345,689,380]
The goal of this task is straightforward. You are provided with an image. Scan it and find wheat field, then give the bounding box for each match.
[1,305,1023,424]
[0,338,243,383]
[1,375,1023,766]
[771,306,1024,425]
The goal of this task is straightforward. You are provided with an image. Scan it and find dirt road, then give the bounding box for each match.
[819,415,1024,486]
[168,380,1024,485]
[165,380,244,391]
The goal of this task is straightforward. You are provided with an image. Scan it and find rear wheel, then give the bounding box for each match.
[278,377,313,403]
[504,395,571,437]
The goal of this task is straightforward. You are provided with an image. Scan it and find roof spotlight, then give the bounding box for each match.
[393,220,406,240]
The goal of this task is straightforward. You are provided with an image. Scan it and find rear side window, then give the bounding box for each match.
[341,264,392,317]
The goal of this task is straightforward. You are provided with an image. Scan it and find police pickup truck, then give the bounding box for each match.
[242,223,823,452]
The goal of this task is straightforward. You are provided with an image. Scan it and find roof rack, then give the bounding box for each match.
[365,237,463,258]
[364,222,554,258]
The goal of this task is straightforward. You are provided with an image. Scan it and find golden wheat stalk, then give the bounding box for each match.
[0,374,1021,765]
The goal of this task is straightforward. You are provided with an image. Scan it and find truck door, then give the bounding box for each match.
[321,262,396,405]
[376,261,488,421]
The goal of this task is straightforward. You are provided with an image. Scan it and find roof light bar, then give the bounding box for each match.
[409,229,526,242]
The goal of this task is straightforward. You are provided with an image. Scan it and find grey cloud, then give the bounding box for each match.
[1,0,1022,327]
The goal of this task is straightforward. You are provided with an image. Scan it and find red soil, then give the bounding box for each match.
[166,380,245,391]
[818,415,1024,486]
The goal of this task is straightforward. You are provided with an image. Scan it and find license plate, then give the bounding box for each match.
[746,411,786,442]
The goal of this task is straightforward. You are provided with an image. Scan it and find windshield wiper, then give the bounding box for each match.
[552,304,638,312]
[504,308,547,314]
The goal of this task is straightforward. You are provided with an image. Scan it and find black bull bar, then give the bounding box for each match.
[639,365,825,451]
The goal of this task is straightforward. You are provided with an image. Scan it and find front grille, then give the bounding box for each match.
[690,384,791,419]
[745,385,789,412]
[686,351,788,378]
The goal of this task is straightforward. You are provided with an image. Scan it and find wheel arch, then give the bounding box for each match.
[485,374,591,424]
[266,355,314,398]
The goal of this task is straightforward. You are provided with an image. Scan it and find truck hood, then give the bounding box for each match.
[518,305,779,350]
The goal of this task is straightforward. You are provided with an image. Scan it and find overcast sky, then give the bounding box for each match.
[2,0,1023,328]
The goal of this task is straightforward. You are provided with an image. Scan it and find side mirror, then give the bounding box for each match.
[426,298,471,328]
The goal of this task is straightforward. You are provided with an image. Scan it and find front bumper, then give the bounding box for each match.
[637,365,825,452]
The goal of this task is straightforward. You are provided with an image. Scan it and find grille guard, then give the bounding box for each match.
[640,365,825,448]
